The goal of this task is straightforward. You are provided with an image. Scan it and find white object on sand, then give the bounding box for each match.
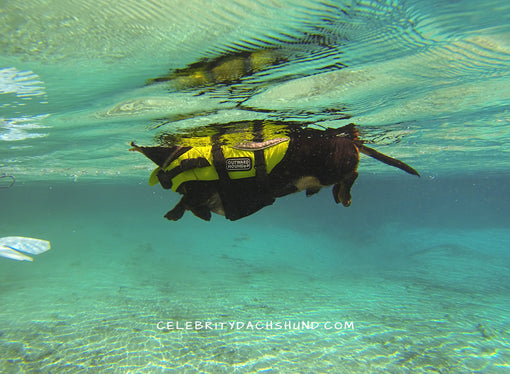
[0,236,51,262]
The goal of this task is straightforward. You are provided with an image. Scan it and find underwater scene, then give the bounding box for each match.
[1,0,509,372]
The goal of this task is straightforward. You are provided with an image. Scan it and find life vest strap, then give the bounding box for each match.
[254,148,267,184]
[211,135,272,220]
[211,138,237,219]
[158,157,210,190]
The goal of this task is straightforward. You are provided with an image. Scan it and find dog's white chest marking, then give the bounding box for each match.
[209,192,226,216]
[294,176,323,191]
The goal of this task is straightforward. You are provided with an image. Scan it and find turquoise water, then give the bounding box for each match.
[1,0,510,372]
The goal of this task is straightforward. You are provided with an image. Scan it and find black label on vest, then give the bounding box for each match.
[225,157,252,171]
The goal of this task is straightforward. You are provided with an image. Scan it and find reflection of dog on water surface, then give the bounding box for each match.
[131,122,419,221]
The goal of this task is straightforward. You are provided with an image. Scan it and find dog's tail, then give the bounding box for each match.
[129,142,191,169]
[355,142,420,176]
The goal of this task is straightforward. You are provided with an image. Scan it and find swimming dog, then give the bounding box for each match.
[130,123,419,221]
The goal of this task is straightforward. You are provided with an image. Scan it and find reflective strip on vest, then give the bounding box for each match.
[149,139,290,191]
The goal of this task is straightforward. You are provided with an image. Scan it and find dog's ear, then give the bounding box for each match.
[355,143,419,176]
[130,142,191,168]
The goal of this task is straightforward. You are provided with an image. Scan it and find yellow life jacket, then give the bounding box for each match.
[149,138,290,192]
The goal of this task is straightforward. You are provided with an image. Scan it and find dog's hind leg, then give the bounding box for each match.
[190,206,212,221]
[332,171,358,207]
[164,199,186,221]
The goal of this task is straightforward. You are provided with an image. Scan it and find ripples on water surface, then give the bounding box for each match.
[1,0,509,180]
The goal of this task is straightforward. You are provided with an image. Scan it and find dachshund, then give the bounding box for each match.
[130,123,419,221]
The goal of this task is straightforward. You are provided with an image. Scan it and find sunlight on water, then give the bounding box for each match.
[0,0,509,182]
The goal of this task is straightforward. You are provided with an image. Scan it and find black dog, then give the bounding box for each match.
[130,123,419,221]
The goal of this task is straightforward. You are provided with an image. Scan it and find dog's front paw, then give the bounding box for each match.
[333,183,351,207]
[332,171,358,207]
